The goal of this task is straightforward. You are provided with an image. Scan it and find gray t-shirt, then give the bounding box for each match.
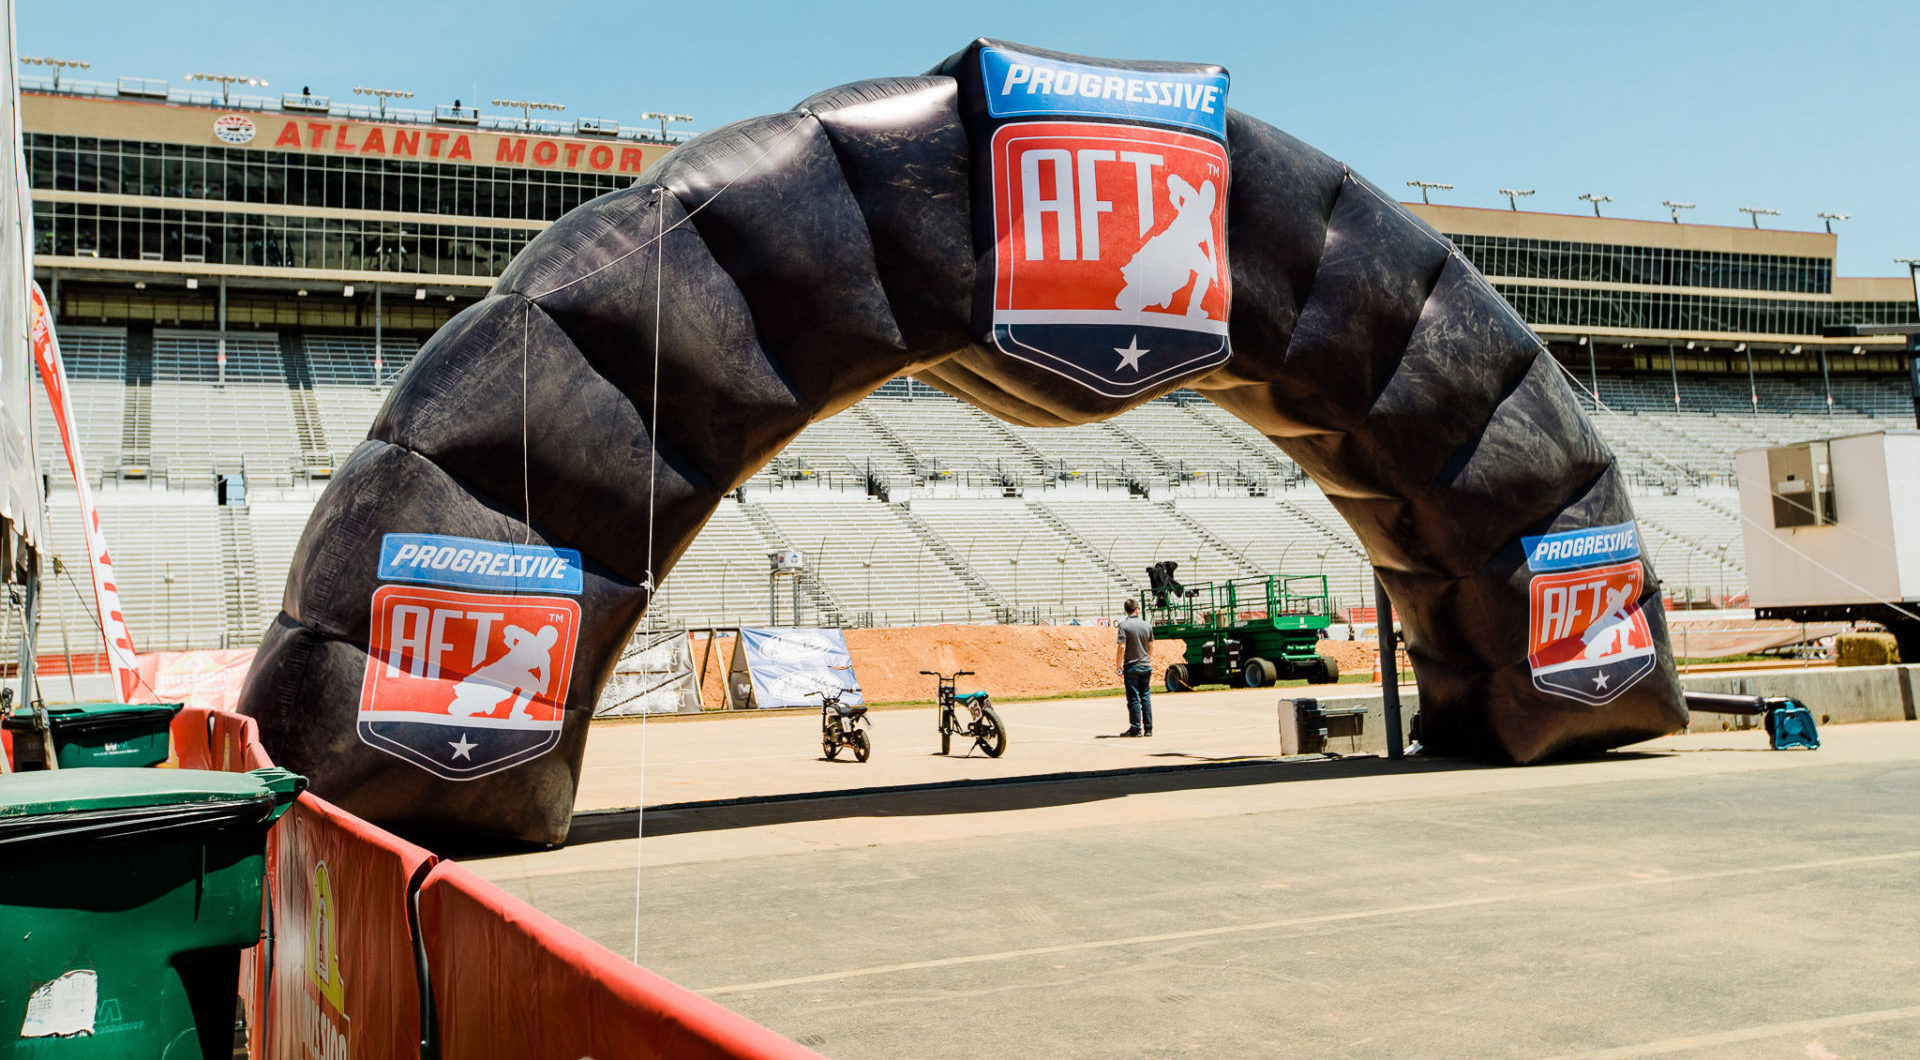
[1116,615,1153,667]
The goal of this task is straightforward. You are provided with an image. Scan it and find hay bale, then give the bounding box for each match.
[1836,631,1900,667]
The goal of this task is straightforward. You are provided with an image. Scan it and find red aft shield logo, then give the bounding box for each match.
[989,120,1230,397]
[1527,560,1656,705]
[358,584,580,779]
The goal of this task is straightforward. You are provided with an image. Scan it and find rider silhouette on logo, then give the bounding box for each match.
[447,624,559,720]
[1579,584,1636,660]
[1116,174,1219,318]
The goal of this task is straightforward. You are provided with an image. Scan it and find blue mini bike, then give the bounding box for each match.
[922,670,1006,757]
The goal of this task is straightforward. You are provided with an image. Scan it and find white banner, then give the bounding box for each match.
[29,283,140,701]
[735,627,863,709]
[596,632,699,716]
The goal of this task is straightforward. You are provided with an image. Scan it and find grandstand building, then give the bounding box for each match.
[21,69,1920,667]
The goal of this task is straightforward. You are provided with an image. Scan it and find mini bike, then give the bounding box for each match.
[811,686,872,762]
[920,670,1006,757]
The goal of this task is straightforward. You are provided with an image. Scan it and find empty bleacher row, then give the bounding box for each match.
[25,327,1914,650]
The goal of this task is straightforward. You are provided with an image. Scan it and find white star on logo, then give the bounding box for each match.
[448,733,476,760]
[1591,671,1610,691]
[1114,335,1149,372]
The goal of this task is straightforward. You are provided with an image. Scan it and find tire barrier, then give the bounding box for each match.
[239,39,1686,846]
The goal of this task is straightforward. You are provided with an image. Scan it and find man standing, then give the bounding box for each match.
[1115,599,1154,737]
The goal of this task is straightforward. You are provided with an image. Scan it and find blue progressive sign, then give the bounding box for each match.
[978,46,1229,138]
[1522,522,1641,573]
[377,533,584,596]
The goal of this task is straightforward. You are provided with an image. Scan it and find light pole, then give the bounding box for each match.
[1499,188,1534,212]
[1738,206,1780,230]
[21,56,88,91]
[1662,200,1695,224]
[186,71,267,105]
[492,97,565,130]
[1716,543,1730,607]
[1578,193,1613,218]
[1407,180,1453,205]
[1057,552,1069,613]
[640,111,693,143]
[1817,211,1849,235]
[863,540,877,624]
[1736,342,1756,411]
[354,85,414,119]
[1009,535,1028,617]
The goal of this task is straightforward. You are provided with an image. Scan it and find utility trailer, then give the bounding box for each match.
[1147,561,1338,690]
[1738,431,1920,658]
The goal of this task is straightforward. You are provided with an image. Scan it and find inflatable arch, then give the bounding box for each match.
[240,41,1687,846]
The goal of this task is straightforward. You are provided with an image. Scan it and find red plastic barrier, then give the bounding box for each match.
[167,707,217,770]
[263,791,437,1060]
[418,861,824,1060]
[208,710,263,773]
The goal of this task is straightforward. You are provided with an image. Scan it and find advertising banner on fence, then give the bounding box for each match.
[732,628,863,709]
[596,631,700,716]
[266,793,435,1060]
[418,860,823,1060]
[137,649,255,713]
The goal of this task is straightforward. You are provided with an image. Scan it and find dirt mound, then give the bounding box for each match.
[690,624,1366,708]
[844,624,1190,702]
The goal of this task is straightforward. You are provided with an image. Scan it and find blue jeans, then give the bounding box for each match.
[1124,663,1153,733]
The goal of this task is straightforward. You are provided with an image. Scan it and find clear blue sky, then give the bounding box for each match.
[23,0,1919,276]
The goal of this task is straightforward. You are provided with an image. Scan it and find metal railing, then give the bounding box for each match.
[21,74,692,145]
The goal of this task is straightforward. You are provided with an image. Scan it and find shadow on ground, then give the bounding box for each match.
[522,751,1672,850]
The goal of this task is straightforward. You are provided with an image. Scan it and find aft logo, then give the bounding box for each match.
[989,120,1231,397]
[357,584,580,780]
[1527,559,1657,705]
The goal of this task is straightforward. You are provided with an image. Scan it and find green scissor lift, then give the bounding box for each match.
[1150,569,1340,691]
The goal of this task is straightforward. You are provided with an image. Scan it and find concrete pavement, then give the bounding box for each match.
[474,716,1920,1058]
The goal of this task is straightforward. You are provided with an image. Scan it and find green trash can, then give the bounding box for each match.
[0,766,304,1058]
[2,702,185,770]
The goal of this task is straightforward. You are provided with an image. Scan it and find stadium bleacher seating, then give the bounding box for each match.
[26,328,1920,657]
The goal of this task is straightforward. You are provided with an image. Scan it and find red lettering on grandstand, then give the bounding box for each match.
[254,120,652,172]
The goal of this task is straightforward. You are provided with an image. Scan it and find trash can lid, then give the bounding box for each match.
[0,766,271,817]
[0,767,305,852]
[2,701,184,734]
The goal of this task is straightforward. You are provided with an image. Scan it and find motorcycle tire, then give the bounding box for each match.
[976,706,1007,758]
[852,729,872,763]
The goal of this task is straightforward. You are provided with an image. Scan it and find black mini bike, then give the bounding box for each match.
[811,686,872,762]
[921,670,1006,757]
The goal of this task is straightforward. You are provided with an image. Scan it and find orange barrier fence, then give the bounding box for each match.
[168,706,217,769]
[418,860,824,1060]
[168,710,816,1059]
[264,792,437,1059]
